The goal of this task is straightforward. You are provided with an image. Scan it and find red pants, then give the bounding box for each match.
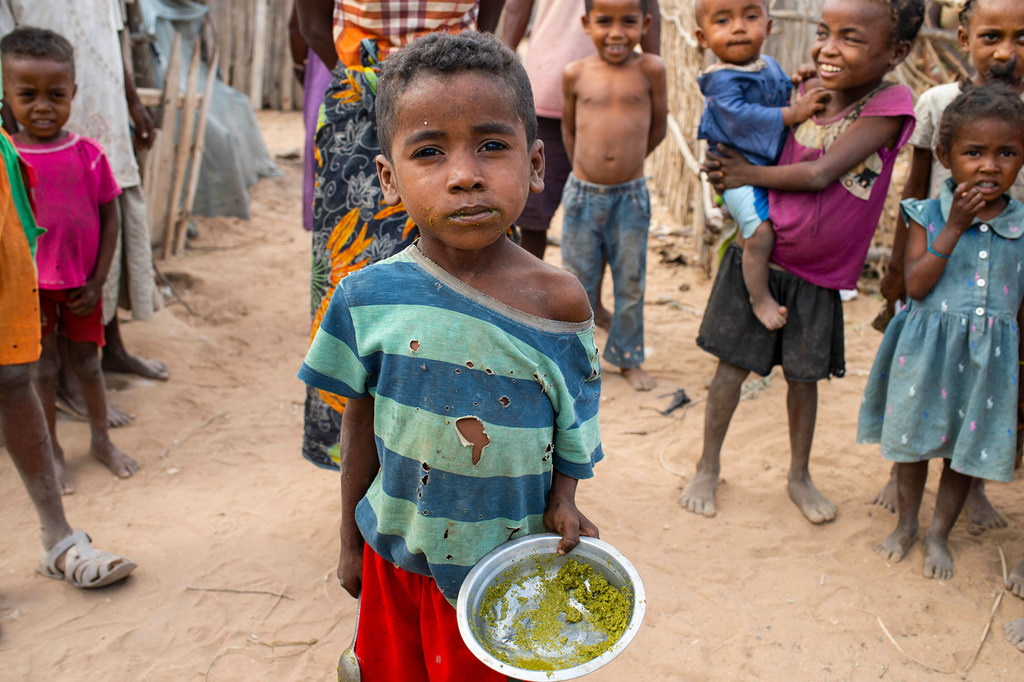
[354,544,507,681]
[39,288,105,346]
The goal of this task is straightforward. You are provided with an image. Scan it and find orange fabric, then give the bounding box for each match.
[0,164,42,365]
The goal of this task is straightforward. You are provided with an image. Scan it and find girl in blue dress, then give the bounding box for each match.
[858,83,1024,581]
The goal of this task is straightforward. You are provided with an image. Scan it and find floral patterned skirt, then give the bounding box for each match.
[303,43,416,469]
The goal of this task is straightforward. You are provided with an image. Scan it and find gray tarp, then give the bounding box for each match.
[140,0,280,220]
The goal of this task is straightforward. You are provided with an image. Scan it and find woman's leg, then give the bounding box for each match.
[785,378,836,523]
[679,361,749,517]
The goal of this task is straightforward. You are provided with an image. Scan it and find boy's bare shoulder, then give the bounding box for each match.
[637,52,666,79]
[517,255,593,324]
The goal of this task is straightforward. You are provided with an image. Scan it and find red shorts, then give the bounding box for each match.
[354,543,506,682]
[39,288,105,346]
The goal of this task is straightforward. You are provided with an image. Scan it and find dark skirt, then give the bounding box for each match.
[696,243,845,381]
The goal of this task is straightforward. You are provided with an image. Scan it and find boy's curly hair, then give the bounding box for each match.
[376,31,536,160]
[0,26,74,76]
[937,82,1024,156]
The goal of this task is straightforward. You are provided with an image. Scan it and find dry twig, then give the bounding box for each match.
[186,586,293,600]
[161,411,228,464]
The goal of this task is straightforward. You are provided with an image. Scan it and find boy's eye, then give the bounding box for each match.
[481,140,508,153]
[412,147,442,159]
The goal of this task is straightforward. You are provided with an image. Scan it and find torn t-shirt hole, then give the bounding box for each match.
[410,340,420,352]
[455,416,490,465]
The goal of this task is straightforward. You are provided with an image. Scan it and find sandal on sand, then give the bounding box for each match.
[36,530,137,589]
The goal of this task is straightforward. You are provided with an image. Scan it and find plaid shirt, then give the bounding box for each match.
[332,0,479,67]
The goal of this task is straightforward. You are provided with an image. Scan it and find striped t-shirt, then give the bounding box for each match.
[299,245,603,600]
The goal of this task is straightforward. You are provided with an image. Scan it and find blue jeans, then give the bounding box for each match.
[561,174,651,369]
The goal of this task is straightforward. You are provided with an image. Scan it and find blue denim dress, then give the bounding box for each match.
[857,181,1024,482]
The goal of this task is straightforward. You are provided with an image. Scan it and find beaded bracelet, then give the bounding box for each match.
[928,244,950,259]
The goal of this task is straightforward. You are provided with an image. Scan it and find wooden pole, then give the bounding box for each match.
[150,32,182,259]
[250,0,268,109]
[166,40,203,257]
[175,45,220,256]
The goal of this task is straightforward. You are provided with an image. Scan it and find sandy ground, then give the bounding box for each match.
[3,110,1024,681]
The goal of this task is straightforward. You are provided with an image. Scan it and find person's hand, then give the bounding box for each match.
[336,537,364,599]
[66,281,102,316]
[947,181,986,233]
[878,268,906,307]
[791,62,818,85]
[791,87,830,123]
[543,495,599,556]
[129,99,155,151]
[701,144,751,194]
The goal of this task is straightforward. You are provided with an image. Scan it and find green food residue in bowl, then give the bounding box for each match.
[477,556,632,671]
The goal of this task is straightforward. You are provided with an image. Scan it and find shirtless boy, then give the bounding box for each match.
[561,0,667,391]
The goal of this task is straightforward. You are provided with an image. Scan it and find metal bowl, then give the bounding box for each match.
[457,534,645,681]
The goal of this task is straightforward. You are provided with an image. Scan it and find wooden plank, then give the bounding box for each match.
[249,0,268,108]
[175,45,220,256]
[166,39,203,257]
[149,32,182,258]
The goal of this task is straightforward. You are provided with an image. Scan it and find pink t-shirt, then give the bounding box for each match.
[16,133,121,289]
[524,0,594,119]
[769,83,915,290]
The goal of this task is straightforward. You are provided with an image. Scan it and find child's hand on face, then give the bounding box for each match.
[543,495,599,556]
[947,181,988,232]
[791,62,819,85]
[66,281,102,317]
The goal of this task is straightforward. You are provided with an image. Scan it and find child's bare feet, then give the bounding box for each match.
[922,529,954,580]
[51,442,74,495]
[787,474,836,523]
[750,295,787,330]
[679,470,719,517]
[1007,555,1024,598]
[875,523,917,562]
[90,438,139,479]
[622,366,656,391]
[871,471,898,512]
[1005,618,1024,651]
[966,482,1007,535]
[594,304,612,330]
[102,348,169,381]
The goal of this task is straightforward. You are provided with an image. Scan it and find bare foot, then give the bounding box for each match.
[1008,556,1024,598]
[923,530,954,580]
[750,295,787,331]
[1005,618,1024,651]
[871,473,898,513]
[51,442,74,495]
[679,470,718,517]
[594,304,612,330]
[102,350,169,381]
[966,484,1007,536]
[875,524,917,562]
[90,439,140,479]
[787,476,836,524]
[622,366,656,392]
[56,382,134,428]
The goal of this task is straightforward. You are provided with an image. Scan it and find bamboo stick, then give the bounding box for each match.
[165,39,203,258]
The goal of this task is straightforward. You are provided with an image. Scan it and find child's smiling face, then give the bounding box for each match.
[2,56,75,144]
[959,0,1024,91]
[695,0,771,67]
[812,0,907,97]
[375,71,544,256]
[938,117,1024,205]
[583,0,650,65]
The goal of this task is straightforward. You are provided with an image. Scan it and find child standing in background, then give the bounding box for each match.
[682,0,923,523]
[299,32,602,680]
[1,27,138,493]
[695,0,828,330]
[858,84,1024,582]
[561,0,667,391]
[872,0,1024,536]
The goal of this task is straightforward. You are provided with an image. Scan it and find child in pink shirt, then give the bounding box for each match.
[2,26,138,491]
